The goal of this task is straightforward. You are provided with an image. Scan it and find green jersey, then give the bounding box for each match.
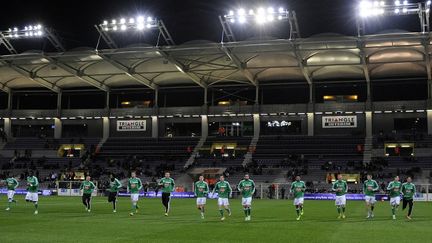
[290,181,306,198]
[80,181,96,194]
[109,178,122,193]
[363,179,379,196]
[237,179,255,198]
[213,181,232,198]
[159,177,175,193]
[401,182,416,200]
[6,178,19,191]
[386,181,402,198]
[26,176,39,193]
[332,180,348,196]
[194,180,209,198]
[128,177,143,194]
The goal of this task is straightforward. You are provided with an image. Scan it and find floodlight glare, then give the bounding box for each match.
[395,0,401,6]
[224,6,289,25]
[99,14,158,32]
[428,0,431,5]
[402,7,408,12]
[395,8,400,13]
[403,0,408,5]
[2,24,44,38]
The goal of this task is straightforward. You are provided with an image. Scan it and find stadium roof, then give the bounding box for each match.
[0,31,430,92]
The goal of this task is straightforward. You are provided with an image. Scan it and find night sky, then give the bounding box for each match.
[0,0,427,52]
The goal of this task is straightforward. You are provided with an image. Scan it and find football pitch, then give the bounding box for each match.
[0,196,430,243]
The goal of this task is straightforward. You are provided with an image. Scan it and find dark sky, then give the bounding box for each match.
[0,0,427,52]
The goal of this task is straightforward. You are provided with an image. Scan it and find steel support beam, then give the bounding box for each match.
[219,44,257,86]
[98,53,157,89]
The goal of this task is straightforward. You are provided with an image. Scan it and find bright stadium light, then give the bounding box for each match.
[1,24,44,39]
[356,0,431,35]
[223,6,289,25]
[98,15,158,32]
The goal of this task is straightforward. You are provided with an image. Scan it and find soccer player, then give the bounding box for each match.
[387,175,402,220]
[213,175,232,221]
[158,172,175,216]
[401,176,416,220]
[80,176,96,213]
[290,175,306,221]
[194,175,209,219]
[108,174,122,213]
[332,174,348,219]
[363,174,379,219]
[5,176,19,211]
[127,172,143,216]
[25,172,39,215]
[237,173,255,221]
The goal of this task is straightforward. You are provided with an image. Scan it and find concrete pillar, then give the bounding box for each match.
[255,85,259,104]
[427,110,432,135]
[54,118,62,139]
[154,88,159,107]
[151,116,158,138]
[7,92,12,110]
[201,115,208,137]
[106,91,110,109]
[365,111,372,138]
[102,117,110,139]
[3,118,11,138]
[309,84,314,103]
[307,112,314,136]
[253,114,260,138]
[203,87,208,106]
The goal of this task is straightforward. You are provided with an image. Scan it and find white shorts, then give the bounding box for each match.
[218,198,230,206]
[335,195,346,206]
[242,197,252,206]
[130,193,139,202]
[294,197,304,206]
[7,190,15,200]
[390,196,401,206]
[25,192,38,202]
[196,197,206,205]
[364,195,376,204]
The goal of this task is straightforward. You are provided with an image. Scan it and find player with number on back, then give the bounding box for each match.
[290,175,306,221]
[363,174,379,219]
[237,173,255,221]
[158,172,175,216]
[25,172,39,215]
[194,175,209,219]
[387,175,402,220]
[212,175,232,221]
[401,176,416,220]
[332,174,348,219]
[127,172,143,216]
[80,176,96,213]
[5,176,19,211]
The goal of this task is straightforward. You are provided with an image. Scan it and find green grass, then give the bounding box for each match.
[0,196,431,243]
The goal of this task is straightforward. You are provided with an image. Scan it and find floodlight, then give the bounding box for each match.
[224,6,289,25]
[395,0,401,6]
[403,0,408,5]
[98,14,158,32]
[428,0,431,5]
[2,24,44,39]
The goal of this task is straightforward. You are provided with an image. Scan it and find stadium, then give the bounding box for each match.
[1,0,432,242]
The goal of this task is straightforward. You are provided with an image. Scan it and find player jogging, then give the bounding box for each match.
[25,172,39,215]
[401,177,416,220]
[363,174,379,219]
[332,174,348,219]
[387,175,402,220]
[5,176,19,211]
[108,174,122,213]
[80,176,96,213]
[158,172,175,216]
[194,175,209,219]
[127,172,143,216]
[213,175,232,221]
[237,173,255,221]
[290,175,306,221]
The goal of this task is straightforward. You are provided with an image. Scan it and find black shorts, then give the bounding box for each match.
[82,193,91,201]
[108,192,117,202]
